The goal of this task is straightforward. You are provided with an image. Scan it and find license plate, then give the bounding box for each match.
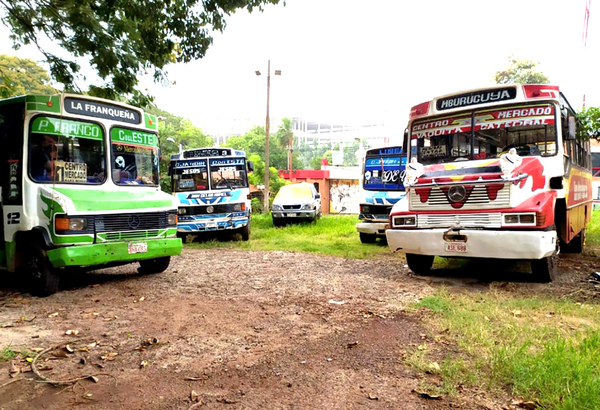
[445,242,467,253]
[287,213,297,217]
[128,242,148,254]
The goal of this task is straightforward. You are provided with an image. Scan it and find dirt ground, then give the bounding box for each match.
[1,245,599,410]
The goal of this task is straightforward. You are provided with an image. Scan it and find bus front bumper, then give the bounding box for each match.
[385,228,556,260]
[356,221,388,236]
[47,237,182,268]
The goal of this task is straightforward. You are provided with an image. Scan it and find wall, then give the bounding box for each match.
[329,179,360,214]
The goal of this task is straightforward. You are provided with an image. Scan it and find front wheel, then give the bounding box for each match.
[138,256,171,274]
[24,244,59,297]
[359,232,377,244]
[406,253,435,276]
[240,223,250,241]
[531,253,557,282]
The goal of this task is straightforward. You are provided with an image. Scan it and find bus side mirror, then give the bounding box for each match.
[247,160,254,173]
[563,115,577,140]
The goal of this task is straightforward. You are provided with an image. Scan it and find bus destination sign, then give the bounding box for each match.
[64,97,141,124]
[436,87,516,111]
[184,148,233,158]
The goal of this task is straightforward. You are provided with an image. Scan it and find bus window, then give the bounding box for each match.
[209,158,248,189]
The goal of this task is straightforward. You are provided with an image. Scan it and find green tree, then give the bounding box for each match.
[0,0,282,106]
[246,153,286,213]
[494,55,550,85]
[149,107,212,192]
[578,106,600,141]
[0,54,57,97]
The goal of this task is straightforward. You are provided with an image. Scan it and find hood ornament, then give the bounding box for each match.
[500,148,522,180]
[404,157,424,187]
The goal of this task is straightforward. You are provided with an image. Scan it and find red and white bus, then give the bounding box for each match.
[386,84,593,281]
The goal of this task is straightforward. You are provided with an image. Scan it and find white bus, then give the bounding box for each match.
[387,84,593,281]
[169,147,253,240]
[0,94,182,295]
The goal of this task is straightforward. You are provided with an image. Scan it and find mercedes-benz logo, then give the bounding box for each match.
[448,185,467,203]
[127,215,141,229]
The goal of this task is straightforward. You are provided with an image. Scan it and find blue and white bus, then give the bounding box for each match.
[169,147,253,240]
[356,145,407,243]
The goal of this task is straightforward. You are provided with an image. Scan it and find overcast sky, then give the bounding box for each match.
[1,0,598,134]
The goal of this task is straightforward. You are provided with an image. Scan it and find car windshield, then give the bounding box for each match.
[110,127,159,186]
[411,103,557,166]
[28,116,106,184]
[209,158,248,190]
[277,184,313,199]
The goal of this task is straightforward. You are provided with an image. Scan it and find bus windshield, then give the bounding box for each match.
[28,116,106,184]
[110,127,159,186]
[363,147,406,191]
[209,158,248,190]
[411,103,557,165]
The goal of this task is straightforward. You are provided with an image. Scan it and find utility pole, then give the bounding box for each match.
[264,60,271,214]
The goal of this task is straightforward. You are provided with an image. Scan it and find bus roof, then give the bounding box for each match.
[408,84,565,120]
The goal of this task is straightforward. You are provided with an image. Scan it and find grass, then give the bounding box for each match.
[185,214,391,259]
[0,347,34,362]
[407,289,600,409]
[587,209,600,246]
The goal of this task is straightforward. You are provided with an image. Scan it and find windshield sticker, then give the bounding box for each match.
[209,158,245,167]
[475,105,555,131]
[110,128,158,148]
[54,161,87,183]
[31,117,102,140]
[412,116,472,139]
[420,145,447,160]
[174,160,207,169]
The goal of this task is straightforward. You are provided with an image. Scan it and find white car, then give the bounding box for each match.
[272,182,322,226]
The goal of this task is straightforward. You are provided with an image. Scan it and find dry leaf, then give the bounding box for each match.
[65,345,74,353]
[88,375,99,383]
[429,362,440,371]
[191,390,200,402]
[140,360,148,368]
[511,309,522,317]
[367,393,379,400]
[47,312,58,318]
[417,344,427,351]
[65,329,79,335]
[346,341,359,348]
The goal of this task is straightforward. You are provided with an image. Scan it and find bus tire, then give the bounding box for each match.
[240,224,250,241]
[25,244,59,297]
[531,253,557,283]
[359,232,377,244]
[138,256,171,274]
[406,253,434,275]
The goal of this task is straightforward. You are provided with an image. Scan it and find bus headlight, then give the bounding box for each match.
[232,203,246,212]
[502,213,536,226]
[167,213,178,226]
[55,216,88,232]
[392,215,416,227]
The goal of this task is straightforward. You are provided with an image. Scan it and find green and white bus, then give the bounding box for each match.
[0,94,182,296]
